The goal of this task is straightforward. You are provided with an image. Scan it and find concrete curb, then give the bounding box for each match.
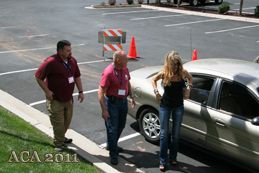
[0,89,143,173]
[141,5,259,23]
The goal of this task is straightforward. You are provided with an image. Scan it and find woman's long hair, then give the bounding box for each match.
[162,51,183,86]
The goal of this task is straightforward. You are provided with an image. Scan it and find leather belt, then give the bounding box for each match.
[106,95,127,101]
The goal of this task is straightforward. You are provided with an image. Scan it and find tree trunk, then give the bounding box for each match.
[239,0,244,16]
[177,0,182,7]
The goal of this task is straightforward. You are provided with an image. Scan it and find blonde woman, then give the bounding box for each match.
[151,51,193,171]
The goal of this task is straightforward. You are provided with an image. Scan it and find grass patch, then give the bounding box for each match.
[0,106,100,173]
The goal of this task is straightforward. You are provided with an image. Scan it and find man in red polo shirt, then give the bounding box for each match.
[98,50,135,165]
[34,40,84,152]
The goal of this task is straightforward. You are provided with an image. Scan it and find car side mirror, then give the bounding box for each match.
[252,117,259,125]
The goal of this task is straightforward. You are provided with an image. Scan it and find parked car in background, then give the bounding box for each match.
[174,0,223,6]
[127,58,259,171]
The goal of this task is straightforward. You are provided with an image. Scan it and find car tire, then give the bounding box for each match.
[190,0,198,6]
[215,0,223,4]
[139,108,161,144]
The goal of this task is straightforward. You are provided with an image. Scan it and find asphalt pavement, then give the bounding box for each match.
[1,4,258,173]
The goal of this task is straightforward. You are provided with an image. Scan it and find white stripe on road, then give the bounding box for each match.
[19,34,49,38]
[131,14,189,20]
[205,25,259,34]
[165,18,226,27]
[99,132,141,149]
[102,10,155,15]
[0,60,107,76]
[0,68,38,76]
[233,7,256,11]
[0,44,85,54]
[28,89,99,107]
[0,26,21,29]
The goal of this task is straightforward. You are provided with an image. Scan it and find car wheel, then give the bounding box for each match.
[190,0,198,6]
[215,0,223,4]
[139,108,161,144]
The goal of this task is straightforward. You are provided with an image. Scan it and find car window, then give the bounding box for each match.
[219,82,259,119]
[188,76,215,105]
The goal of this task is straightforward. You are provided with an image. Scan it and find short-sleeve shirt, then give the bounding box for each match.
[35,53,81,102]
[100,63,131,98]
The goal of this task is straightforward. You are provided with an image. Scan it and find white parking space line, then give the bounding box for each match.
[131,14,189,20]
[232,7,256,11]
[165,18,226,27]
[0,26,21,29]
[102,9,154,15]
[205,24,259,34]
[0,68,38,76]
[0,60,107,76]
[0,44,85,54]
[99,132,141,149]
[28,89,99,107]
[19,34,49,38]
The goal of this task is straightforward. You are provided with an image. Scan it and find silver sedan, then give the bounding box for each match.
[127,58,259,171]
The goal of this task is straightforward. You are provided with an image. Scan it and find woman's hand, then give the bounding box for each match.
[183,89,190,100]
[155,93,162,101]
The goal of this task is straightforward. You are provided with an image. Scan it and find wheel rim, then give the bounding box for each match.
[142,112,161,139]
[193,0,198,6]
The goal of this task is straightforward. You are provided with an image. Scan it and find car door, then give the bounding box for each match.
[206,80,259,170]
[180,74,217,148]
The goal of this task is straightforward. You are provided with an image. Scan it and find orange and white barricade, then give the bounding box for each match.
[102,29,123,61]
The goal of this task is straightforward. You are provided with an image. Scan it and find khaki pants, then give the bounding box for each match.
[46,99,73,146]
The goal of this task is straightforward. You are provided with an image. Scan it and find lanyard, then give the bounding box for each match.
[113,64,123,86]
[62,61,71,74]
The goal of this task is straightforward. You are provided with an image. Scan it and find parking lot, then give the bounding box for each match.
[1,0,259,172]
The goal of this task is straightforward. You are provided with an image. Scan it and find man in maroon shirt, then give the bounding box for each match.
[35,40,84,152]
[98,50,135,165]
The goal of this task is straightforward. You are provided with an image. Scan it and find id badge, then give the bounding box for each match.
[68,76,74,84]
[118,89,126,95]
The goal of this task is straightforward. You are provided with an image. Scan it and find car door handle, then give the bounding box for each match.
[215,119,226,127]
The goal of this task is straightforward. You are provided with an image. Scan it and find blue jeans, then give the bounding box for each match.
[105,96,128,158]
[159,103,184,164]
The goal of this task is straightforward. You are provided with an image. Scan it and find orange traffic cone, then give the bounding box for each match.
[128,37,139,59]
[191,49,197,61]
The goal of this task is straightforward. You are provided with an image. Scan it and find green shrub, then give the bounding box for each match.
[127,0,134,4]
[108,0,116,5]
[218,3,230,14]
[138,0,144,4]
[255,6,259,17]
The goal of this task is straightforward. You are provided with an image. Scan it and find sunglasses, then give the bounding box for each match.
[171,63,180,67]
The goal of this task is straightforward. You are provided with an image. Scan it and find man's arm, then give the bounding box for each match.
[128,81,135,108]
[98,85,109,121]
[34,75,54,101]
[75,77,84,103]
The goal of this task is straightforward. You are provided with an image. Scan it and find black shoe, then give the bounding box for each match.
[106,146,123,153]
[110,157,118,165]
[54,146,62,152]
[170,160,177,166]
[159,164,166,172]
[64,137,73,143]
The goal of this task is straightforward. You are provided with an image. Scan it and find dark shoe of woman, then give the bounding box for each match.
[170,160,177,166]
[159,164,166,171]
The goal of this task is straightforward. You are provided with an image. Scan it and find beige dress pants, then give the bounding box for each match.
[46,99,73,146]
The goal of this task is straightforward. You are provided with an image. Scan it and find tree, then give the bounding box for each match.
[239,0,244,16]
